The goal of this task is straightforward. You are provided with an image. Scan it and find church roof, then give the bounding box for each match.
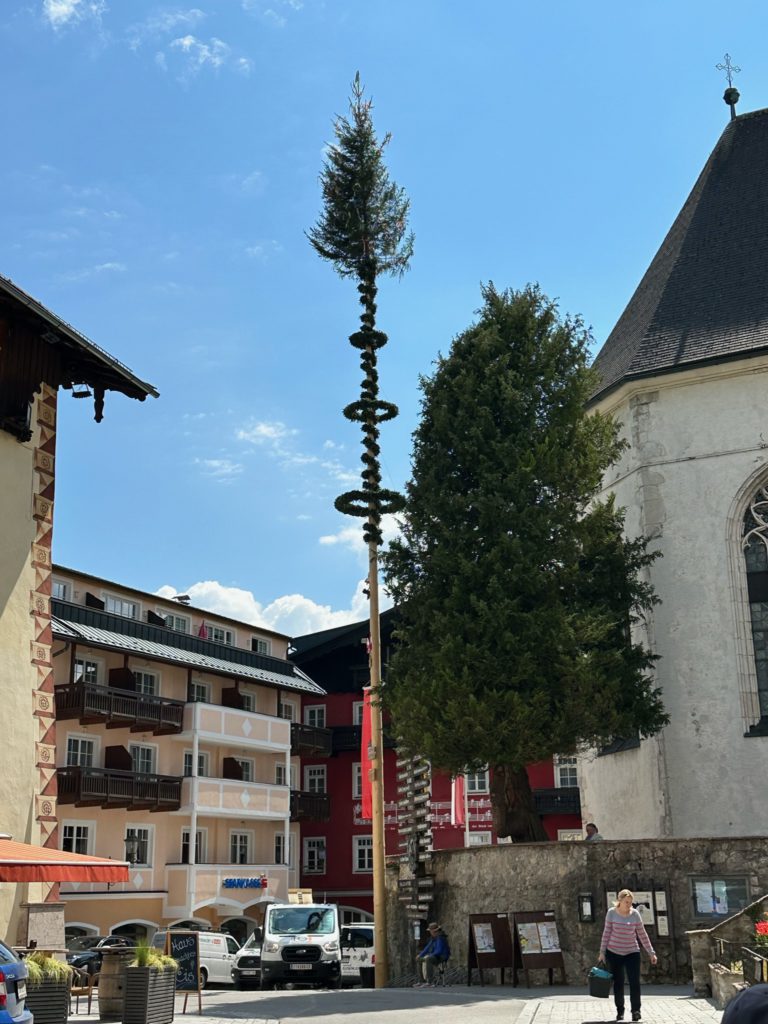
[591,107,768,402]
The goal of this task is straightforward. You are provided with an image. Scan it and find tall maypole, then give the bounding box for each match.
[308,73,413,985]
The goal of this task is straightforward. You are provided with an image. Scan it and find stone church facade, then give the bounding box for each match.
[580,106,768,838]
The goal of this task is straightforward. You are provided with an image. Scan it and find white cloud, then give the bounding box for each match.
[244,239,282,261]
[58,261,126,283]
[170,33,230,72]
[236,420,296,445]
[195,457,243,480]
[242,0,303,26]
[155,578,382,636]
[43,0,106,29]
[319,513,401,566]
[221,170,266,196]
[128,7,206,49]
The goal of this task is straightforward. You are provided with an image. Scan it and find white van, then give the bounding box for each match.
[340,923,375,985]
[152,930,241,988]
[259,903,341,990]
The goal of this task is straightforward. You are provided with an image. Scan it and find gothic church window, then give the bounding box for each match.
[742,485,768,720]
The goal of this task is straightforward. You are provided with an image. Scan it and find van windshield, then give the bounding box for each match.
[268,907,336,935]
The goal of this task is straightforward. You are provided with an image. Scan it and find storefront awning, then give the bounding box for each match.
[0,839,129,883]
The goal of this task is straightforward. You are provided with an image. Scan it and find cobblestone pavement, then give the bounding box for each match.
[75,984,722,1024]
[516,987,722,1024]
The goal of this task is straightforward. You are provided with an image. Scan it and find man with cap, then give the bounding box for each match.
[415,922,450,987]
[722,984,768,1022]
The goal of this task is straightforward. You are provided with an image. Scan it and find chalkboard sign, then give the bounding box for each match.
[512,910,566,986]
[165,931,201,992]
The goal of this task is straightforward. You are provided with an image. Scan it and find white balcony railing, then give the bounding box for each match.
[181,703,290,750]
[179,777,290,819]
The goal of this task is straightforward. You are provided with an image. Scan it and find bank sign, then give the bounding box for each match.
[222,876,268,889]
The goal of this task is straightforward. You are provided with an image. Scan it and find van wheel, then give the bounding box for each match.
[260,978,273,991]
[327,978,341,990]
[199,968,208,990]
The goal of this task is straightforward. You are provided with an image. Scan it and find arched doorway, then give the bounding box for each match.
[111,921,155,943]
[220,917,259,946]
[65,924,98,945]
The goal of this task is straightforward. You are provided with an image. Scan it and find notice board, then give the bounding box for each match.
[512,910,566,986]
[466,913,516,986]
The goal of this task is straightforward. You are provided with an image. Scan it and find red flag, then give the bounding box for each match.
[360,687,373,821]
[198,621,208,639]
[451,775,465,826]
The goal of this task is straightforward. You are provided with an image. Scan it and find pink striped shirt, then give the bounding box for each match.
[600,908,655,957]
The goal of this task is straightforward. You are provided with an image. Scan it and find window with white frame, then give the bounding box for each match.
[274,832,293,866]
[468,831,492,847]
[188,681,210,703]
[304,765,326,793]
[210,625,235,646]
[163,612,189,633]
[304,705,326,728]
[303,837,326,873]
[466,768,489,793]
[352,763,363,799]
[230,832,252,864]
[278,701,296,722]
[181,829,206,864]
[353,835,373,872]
[241,691,256,713]
[62,823,92,855]
[66,736,95,768]
[133,670,158,696]
[183,751,209,778]
[554,755,578,788]
[126,826,152,866]
[73,658,99,685]
[236,759,254,782]
[352,701,364,726]
[130,744,156,775]
[105,595,138,619]
[275,762,297,788]
[252,637,271,655]
[52,580,69,601]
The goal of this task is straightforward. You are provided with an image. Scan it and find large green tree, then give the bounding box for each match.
[382,284,668,841]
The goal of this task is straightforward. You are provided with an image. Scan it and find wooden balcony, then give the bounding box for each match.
[57,766,183,811]
[290,722,332,756]
[330,725,396,753]
[290,790,331,822]
[55,681,185,735]
[533,786,581,816]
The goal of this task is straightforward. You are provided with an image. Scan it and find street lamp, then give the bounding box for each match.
[124,834,140,865]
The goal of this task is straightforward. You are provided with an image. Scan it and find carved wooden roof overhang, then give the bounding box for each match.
[0,274,158,440]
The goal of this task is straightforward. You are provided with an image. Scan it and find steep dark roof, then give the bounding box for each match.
[591,107,768,402]
[291,608,396,661]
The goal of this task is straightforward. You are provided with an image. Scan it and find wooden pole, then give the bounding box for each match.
[368,541,388,986]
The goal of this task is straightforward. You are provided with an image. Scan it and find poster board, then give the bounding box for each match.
[165,930,201,1014]
[512,911,566,986]
[466,913,516,986]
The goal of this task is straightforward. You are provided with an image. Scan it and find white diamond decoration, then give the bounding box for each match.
[132,872,144,888]
[240,789,250,808]
[241,719,252,737]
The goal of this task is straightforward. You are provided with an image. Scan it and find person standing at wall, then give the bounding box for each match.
[598,889,657,1022]
[585,822,603,840]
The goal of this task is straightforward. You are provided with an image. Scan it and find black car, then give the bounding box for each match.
[66,935,131,975]
[231,930,262,989]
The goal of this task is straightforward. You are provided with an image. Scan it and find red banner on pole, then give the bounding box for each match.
[451,774,465,826]
[360,687,373,821]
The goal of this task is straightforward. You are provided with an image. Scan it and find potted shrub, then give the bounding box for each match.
[122,942,177,1024]
[25,951,73,1024]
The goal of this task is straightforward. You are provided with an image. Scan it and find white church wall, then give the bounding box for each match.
[581,355,768,838]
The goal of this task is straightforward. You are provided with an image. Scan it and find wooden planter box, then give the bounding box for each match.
[121,968,176,1024]
[25,978,70,1024]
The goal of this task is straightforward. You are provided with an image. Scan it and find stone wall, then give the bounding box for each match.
[386,837,768,986]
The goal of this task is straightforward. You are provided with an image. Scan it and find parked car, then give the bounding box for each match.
[66,935,132,975]
[259,903,341,990]
[231,930,262,989]
[152,931,240,988]
[340,924,375,985]
[0,938,32,1024]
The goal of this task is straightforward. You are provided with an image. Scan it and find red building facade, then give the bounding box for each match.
[290,613,582,922]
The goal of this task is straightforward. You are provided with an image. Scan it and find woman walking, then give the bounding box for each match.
[598,889,657,1022]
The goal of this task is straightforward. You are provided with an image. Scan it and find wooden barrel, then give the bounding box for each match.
[99,949,134,1021]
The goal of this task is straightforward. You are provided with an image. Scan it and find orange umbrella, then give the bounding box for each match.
[0,839,129,883]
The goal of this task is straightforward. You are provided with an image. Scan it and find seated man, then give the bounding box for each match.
[415,922,450,986]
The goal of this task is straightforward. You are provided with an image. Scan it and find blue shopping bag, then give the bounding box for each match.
[588,965,612,998]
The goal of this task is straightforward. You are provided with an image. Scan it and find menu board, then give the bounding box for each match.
[166,931,201,992]
[466,913,516,985]
[512,911,565,984]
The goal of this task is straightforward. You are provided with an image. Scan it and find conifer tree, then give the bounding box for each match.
[382,284,668,841]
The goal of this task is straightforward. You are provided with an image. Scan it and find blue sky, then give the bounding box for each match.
[2,1,766,636]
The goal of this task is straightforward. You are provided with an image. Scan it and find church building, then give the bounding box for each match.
[581,98,768,838]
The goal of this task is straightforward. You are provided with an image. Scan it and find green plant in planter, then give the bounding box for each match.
[122,942,178,1024]
[130,942,177,971]
[25,951,73,987]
